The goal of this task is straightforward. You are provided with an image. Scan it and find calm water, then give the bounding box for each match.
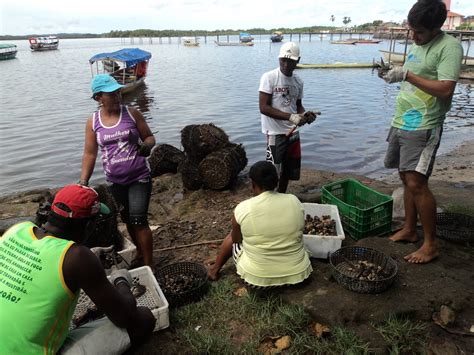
[0,36,473,196]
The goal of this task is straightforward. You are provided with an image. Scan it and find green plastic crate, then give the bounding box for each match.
[343,221,392,240]
[321,178,393,240]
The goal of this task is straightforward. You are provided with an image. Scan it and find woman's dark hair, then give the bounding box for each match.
[249,161,278,191]
[408,0,447,30]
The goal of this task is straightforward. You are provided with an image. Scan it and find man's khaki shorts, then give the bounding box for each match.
[384,126,442,177]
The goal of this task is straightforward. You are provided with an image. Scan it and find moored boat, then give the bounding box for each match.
[270,31,284,43]
[89,48,152,94]
[214,41,254,47]
[239,32,254,43]
[29,36,59,51]
[182,37,200,46]
[330,40,357,45]
[355,39,382,44]
[0,44,17,60]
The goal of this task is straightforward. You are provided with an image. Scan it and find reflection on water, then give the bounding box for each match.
[122,84,155,116]
[0,37,472,196]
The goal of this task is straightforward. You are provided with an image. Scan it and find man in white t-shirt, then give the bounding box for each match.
[259,42,318,192]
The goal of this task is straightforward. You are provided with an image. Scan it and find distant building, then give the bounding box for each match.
[463,15,474,27]
[442,0,464,30]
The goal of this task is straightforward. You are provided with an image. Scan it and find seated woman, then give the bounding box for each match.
[208,161,312,287]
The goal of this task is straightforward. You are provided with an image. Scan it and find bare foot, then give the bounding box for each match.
[389,228,418,243]
[404,243,439,264]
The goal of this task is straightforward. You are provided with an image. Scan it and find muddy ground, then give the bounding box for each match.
[0,141,472,354]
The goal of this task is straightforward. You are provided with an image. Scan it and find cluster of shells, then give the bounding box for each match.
[347,260,387,281]
[304,214,337,236]
[160,272,202,294]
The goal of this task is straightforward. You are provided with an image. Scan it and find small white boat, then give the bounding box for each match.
[29,36,59,51]
[182,37,200,46]
[89,48,152,94]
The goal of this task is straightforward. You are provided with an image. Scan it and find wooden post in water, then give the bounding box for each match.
[309,33,311,42]
[402,29,410,64]
[388,29,393,64]
[465,38,471,65]
[227,35,229,42]
[290,33,293,41]
[298,33,301,42]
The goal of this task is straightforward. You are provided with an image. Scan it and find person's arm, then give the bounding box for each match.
[296,99,305,114]
[80,117,98,185]
[230,215,242,244]
[259,91,292,121]
[63,245,137,328]
[405,72,456,101]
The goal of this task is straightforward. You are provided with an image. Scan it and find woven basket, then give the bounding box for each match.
[436,212,474,244]
[329,247,398,294]
[155,262,208,307]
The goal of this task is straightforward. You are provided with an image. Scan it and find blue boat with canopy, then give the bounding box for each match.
[239,32,254,43]
[89,48,152,93]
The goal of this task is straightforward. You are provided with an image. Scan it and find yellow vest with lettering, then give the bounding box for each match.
[0,221,79,354]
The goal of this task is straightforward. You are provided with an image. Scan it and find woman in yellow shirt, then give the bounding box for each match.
[208,161,312,287]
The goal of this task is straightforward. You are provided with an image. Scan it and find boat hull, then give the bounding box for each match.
[355,39,382,44]
[331,40,357,45]
[120,77,146,94]
[0,51,17,60]
[214,41,254,46]
[297,63,376,69]
[30,44,59,51]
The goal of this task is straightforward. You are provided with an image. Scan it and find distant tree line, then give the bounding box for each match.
[106,26,337,38]
[2,21,417,40]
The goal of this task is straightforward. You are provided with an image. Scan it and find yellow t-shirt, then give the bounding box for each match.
[234,191,312,286]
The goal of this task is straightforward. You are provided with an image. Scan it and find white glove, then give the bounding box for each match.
[109,269,132,287]
[289,113,305,126]
[382,66,408,84]
[303,111,319,125]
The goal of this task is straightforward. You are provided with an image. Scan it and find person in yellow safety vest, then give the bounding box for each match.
[0,184,155,354]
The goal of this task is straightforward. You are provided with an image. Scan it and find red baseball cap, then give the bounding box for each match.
[51,184,109,218]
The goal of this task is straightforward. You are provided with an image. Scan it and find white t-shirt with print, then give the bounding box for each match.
[259,67,304,135]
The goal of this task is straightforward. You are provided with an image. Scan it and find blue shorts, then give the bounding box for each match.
[110,179,151,226]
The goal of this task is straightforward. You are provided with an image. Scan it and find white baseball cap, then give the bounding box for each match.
[278,42,300,61]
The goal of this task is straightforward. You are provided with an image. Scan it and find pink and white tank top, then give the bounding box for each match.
[93,106,150,185]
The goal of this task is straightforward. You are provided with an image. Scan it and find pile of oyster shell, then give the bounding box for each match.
[304,214,337,236]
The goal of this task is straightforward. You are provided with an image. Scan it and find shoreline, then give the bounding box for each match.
[0,139,472,223]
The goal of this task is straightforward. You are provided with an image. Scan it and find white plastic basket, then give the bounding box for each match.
[302,203,345,259]
[72,266,169,332]
[117,235,137,267]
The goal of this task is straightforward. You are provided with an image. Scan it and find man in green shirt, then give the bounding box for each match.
[379,0,463,263]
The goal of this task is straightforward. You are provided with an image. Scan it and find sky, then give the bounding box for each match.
[1,0,473,35]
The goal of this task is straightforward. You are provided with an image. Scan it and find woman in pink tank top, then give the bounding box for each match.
[79,74,156,268]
